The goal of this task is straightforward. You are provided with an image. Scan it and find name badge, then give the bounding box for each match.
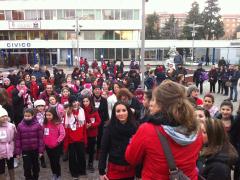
[0,131,7,139]
[95,102,100,109]
[90,118,95,123]
[71,124,76,131]
[44,128,49,135]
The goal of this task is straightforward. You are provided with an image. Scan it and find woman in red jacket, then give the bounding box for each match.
[82,96,101,172]
[125,80,203,180]
[99,101,137,180]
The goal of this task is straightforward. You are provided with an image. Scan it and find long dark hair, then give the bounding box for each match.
[44,107,61,124]
[0,88,11,106]
[110,101,136,127]
[203,118,238,162]
[81,95,96,114]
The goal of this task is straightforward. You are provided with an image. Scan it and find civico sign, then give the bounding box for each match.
[6,42,31,48]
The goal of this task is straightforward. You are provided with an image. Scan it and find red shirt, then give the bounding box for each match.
[125,123,203,180]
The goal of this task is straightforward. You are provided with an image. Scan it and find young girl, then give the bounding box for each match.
[0,105,16,180]
[49,95,65,120]
[99,102,137,180]
[215,100,235,133]
[43,107,65,180]
[200,118,238,180]
[60,87,70,105]
[15,108,44,180]
[34,99,47,168]
[195,106,210,125]
[64,96,87,179]
[82,96,101,172]
[203,94,219,117]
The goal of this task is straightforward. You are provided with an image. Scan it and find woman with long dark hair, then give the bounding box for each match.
[99,102,137,180]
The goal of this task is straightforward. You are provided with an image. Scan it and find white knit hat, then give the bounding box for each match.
[0,105,8,117]
[34,99,46,107]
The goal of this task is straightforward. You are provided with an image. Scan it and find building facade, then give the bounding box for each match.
[0,0,142,66]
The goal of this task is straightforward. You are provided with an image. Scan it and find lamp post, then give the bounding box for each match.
[185,22,203,61]
[140,0,148,88]
[74,17,82,67]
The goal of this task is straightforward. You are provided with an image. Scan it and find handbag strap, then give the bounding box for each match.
[154,126,177,172]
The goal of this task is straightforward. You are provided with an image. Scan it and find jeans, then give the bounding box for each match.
[196,81,203,94]
[22,150,39,180]
[230,85,238,101]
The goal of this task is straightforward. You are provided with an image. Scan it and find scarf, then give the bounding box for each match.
[16,84,28,96]
[148,112,179,127]
[64,108,85,128]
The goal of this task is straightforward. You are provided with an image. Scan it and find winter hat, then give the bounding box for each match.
[187,85,199,97]
[81,88,92,97]
[69,95,79,106]
[3,77,10,83]
[34,99,46,107]
[0,105,8,117]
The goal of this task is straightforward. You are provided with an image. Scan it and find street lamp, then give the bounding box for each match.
[140,0,148,88]
[185,22,203,61]
[73,17,82,67]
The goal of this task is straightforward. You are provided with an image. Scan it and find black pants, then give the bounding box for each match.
[196,81,203,94]
[87,137,96,164]
[209,82,216,93]
[218,80,223,93]
[223,82,229,95]
[69,142,86,177]
[0,157,14,174]
[97,124,104,150]
[46,145,61,177]
[22,150,39,180]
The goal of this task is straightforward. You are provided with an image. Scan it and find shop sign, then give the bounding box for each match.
[6,42,31,48]
[9,21,41,29]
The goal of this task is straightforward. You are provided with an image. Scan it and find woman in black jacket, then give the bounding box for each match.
[98,101,137,180]
[200,118,238,180]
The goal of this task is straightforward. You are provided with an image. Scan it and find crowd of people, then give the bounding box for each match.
[0,58,239,180]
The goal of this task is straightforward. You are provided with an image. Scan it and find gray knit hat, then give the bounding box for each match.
[187,85,199,97]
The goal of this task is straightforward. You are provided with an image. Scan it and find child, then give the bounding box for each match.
[0,106,16,180]
[82,96,101,172]
[15,108,44,180]
[43,107,65,180]
[215,100,235,133]
[195,106,210,125]
[60,87,70,105]
[49,95,65,120]
[203,94,219,117]
[34,99,47,168]
[64,96,87,179]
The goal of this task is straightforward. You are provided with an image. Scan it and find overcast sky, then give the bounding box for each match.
[146,0,240,14]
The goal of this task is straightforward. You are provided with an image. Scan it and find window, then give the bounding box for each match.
[116,48,122,60]
[0,31,9,40]
[121,10,133,20]
[27,10,44,20]
[45,10,57,20]
[102,9,114,20]
[123,48,129,59]
[58,31,66,40]
[44,31,58,40]
[83,10,94,20]
[0,10,4,20]
[5,10,11,20]
[12,10,24,20]
[95,10,101,20]
[114,31,121,40]
[57,10,64,20]
[28,31,39,40]
[103,48,115,59]
[133,10,139,20]
[115,10,120,20]
[120,31,133,40]
[64,9,75,19]
[15,31,27,40]
[103,30,114,40]
[67,31,76,40]
[84,31,95,40]
[76,10,82,18]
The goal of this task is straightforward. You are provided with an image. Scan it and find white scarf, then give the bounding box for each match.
[64,108,85,128]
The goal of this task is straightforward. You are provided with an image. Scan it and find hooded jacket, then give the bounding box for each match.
[125,113,203,180]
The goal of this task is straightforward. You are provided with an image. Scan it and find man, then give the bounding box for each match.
[32,64,45,83]
[218,57,227,68]
[38,84,58,104]
[229,65,240,102]
[174,51,183,68]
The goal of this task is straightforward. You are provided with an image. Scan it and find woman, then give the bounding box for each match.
[125,80,202,180]
[200,118,238,180]
[99,102,137,180]
[208,65,218,93]
[12,79,32,126]
[117,88,142,121]
[203,94,218,117]
[139,90,152,124]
